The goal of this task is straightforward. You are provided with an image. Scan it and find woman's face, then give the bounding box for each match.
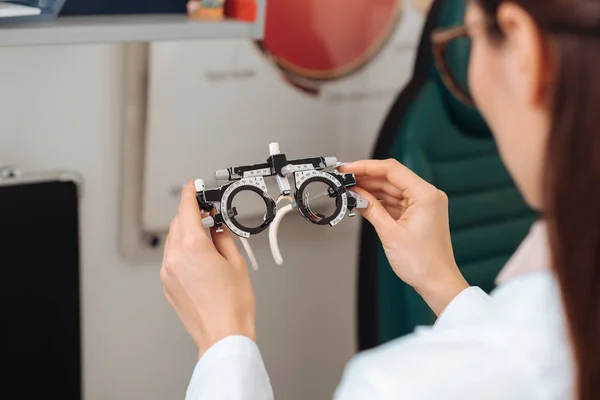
[465,1,552,210]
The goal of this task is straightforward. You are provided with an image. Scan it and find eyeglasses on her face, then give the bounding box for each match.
[431,24,475,107]
[431,13,502,108]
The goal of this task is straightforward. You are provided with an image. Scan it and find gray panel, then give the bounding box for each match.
[0,11,265,46]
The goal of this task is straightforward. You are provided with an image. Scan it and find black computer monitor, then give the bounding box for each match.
[0,173,82,400]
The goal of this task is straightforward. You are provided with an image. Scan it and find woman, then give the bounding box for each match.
[160,0,600,398]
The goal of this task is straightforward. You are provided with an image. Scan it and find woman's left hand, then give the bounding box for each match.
[160,181,256,358]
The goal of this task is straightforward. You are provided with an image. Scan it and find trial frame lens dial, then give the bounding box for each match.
[294,170,349,227]
[220,177,277,238]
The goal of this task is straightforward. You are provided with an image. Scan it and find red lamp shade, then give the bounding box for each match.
[259,0,401,85]
[225,0,258,22]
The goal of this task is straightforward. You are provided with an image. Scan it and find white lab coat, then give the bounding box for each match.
[185,221,574,399]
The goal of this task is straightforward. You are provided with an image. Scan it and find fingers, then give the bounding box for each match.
[355,176,404,199]
[360,190,405,220]
[351,187,396,233]
[340,159,425,192]
[162,285,173,305]
[210,225,244,265]
[369,191,405,208]
[178,181,212,241]
[162,215,179,265]
[167,215,180,243]
[380,203,405,221]
[207,207,241,263]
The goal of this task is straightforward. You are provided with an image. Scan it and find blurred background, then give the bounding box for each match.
[0,0,439,399]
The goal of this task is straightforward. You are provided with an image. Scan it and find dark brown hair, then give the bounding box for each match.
[477,1,600,399]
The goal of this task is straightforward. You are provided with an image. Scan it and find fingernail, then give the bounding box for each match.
[335,162,353,171]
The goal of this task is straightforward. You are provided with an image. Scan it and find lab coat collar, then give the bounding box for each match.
[495,219,550,285]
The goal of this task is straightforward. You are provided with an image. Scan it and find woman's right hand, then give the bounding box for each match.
[340,159,469,315]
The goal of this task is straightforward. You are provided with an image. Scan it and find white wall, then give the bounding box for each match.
[0,13,420,399]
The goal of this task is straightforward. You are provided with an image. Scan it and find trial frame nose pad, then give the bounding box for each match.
[269,198,296,265]
[302,191,315,216]
[303,191,328,221]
